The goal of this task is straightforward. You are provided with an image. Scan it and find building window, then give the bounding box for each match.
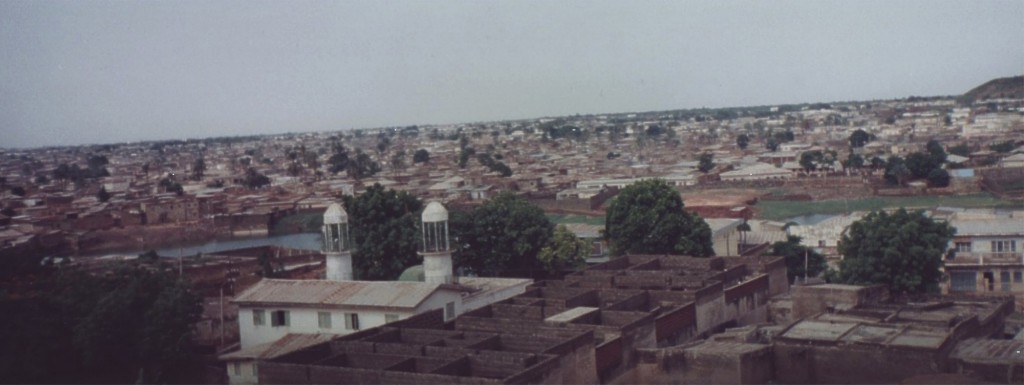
[991,240,1017,253]
[233,363,240,376]
[1001,272,1012,292]
[385,314,399,323]
[950,271,976,292]
[444,302,456,321]
[271,310,289,327]
[1015,271,1022,283]
[252,309,265,326]
[344,313,359,330]
[954,242,972,253]
[318,312,332,329]
[252,363,258,377]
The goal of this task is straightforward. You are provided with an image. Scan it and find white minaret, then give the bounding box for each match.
[322,203,353,281]
[420,201,453,284]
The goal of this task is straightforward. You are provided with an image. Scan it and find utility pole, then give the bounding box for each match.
[220,286,225,346]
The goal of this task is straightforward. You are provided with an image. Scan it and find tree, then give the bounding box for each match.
[347,150,380,179]
[766,137,779,152]
[343,184,423,280]
[799,150,823,172]
[96,186,111,202]
[769,235,827,282]
[413,149,430,164]
[605,179,714,257]
[884,156,910,186]
[191,157,206,181]
[243,168,270,189]
[843,152,864,170]
[698,152,715,173]
[836,208,954,294]
[736,134,750,150]
[451,193,554,277]
[989,140,1017,153]
[905,152,940,179]
[0,265,203,383]
[536,225,590,274]
[927,168,950,188]
[10,186,26,196]
[848,129,871,148]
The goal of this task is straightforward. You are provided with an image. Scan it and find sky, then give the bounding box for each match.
[1,0,1022,148]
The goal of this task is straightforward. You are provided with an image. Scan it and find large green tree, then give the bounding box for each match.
[848,128,871,148]
[836,208,954,294]
[0,265,203,383]
[537,225,591,274]
[343,184,423,280]
[770,235,827,282]
[451,193,554,277]
[604,179,714,257]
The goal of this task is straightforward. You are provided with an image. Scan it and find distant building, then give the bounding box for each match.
[944,216,1024,303]
[719,163,793,182]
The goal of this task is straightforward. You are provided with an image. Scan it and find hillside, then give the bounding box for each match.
[961,75,1024,104]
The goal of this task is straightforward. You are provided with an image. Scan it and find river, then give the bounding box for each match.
[82,232,323,259]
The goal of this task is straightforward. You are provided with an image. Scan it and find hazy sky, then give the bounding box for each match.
[1,0,1022,148]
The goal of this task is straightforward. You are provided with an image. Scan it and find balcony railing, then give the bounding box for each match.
[947,252,1024,266]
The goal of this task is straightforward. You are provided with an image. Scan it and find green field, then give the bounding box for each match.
[756,193,1023,221]
[546,213,606,226]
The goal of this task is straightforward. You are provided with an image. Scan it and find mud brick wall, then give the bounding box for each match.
[773,342,945,384]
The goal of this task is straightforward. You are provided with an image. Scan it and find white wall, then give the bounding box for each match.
[238,306,415,348]
[226,361,258,385]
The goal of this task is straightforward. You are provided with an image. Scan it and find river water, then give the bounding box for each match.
[83,233,323,259]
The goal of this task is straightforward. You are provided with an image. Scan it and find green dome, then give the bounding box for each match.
[397,265,424,282]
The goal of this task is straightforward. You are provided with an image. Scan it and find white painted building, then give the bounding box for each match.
[232,279,467,349]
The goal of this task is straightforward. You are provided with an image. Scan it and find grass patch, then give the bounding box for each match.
[547,213,606,226]
[272,212,324,235]
[756,193,1023,221]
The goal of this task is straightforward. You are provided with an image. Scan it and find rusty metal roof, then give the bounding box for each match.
[220,333,336,361]
[232,279,449,310]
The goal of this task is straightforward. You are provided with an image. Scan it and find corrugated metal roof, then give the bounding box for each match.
[233,279,448,309]
[951,218,1024,236]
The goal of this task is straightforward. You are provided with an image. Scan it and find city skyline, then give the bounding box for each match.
[2,0,1022,148]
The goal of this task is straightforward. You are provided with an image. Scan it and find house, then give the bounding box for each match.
[719,163,793,182]
[944,216,1024,302]
[704,217,743,256]
[231,279,468,349]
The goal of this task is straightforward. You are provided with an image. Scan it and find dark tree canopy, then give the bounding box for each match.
[770,235,827,282]
[0,265,203,383]
[698,152,715,173]
[413,149,430,163]
[736,134,750,150]
[836,208,954,294]
[848,129,871,148]
[605,179,714,257]
[927,168,951,188]
[343,184,423,280]
[451,193,554,277]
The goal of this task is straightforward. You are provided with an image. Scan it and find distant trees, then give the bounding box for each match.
[736,134,750,150]
[451,193,554,277]
[848,129,872,148]
[537,225,590,273]
[413,149,430,164]
[835,208,954,294]
[96,186,111,202]
[769,235,827,282]
[191,157,205,181]
[343,184,423,280]
[698,152,715,173]
[243,168,270,189]
[158,177,184,195]
[604,179,713,257]
[927,168,951,188]
[477,153,513,177]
